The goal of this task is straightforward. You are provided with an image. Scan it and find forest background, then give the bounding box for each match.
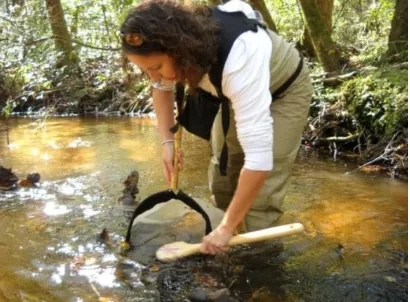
[0,0,408,179]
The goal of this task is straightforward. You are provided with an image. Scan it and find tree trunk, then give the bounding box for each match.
[299,0,341,73]
[45,0,77,67]
[0,70,9,104]
[386,0,408,58]
[302,0,333,57]
[248,0,277,32]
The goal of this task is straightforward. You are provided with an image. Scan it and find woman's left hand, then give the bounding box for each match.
[200,224,234,255]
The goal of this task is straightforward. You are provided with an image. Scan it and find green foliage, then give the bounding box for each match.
[1,99,16,118]
[265,0,396,64]
[0,0,136,112]
[0,0,406,123]
[63,0,122,57]
[0,0,126,75]
[341,68,408,138]
[332,0,395,64]
[266,0,304,42]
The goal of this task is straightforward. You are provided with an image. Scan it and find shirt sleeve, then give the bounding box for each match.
[221,28,273,171]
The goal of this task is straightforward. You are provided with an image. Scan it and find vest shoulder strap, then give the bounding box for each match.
[208,8,263,96]
[208,8,265,176]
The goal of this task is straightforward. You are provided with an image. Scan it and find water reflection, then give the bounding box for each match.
[0,116,407,301]
[43,201,70,216]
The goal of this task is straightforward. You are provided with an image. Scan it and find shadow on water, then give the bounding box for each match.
[0,116,407,301]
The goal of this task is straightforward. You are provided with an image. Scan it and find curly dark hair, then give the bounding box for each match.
[120,0,221,88]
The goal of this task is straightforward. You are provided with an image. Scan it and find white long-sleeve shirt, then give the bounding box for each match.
[154,0,273,171]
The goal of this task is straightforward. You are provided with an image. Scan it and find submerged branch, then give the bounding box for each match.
[346,133,402,174]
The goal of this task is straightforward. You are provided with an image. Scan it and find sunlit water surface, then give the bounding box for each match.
[0,117,407,301]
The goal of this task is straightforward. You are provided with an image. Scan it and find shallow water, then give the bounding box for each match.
[0,116,407,301]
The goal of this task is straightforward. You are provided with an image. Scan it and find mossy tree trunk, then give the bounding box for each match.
[302,0,333,57]
[45,0,78,67]
[386,0,408,58]
[248,0,277,32]
[299,0,341,73]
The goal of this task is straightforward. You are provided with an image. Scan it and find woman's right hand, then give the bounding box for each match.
[162,142,184,186]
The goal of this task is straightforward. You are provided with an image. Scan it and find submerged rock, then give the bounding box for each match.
[118,170,140,206]
[19,173,41,188]
[0,166,18,190]
[0,166,41,190]
[126,197,225,264]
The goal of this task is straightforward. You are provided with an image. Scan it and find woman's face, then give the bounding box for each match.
[127,52,179,83]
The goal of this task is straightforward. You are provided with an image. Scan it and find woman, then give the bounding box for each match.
[120,0,313,255]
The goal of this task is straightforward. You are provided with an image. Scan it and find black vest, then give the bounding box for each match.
[210,8,265,176]
[176,7,302,176]
[208,8,263,96]
[176,8,264,176]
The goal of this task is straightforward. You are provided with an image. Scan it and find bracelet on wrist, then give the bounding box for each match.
[161,139,174,146]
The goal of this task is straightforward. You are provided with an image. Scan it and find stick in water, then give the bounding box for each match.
[156,222,305,262]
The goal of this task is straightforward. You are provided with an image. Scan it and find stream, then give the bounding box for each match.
[0,116,407,301]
